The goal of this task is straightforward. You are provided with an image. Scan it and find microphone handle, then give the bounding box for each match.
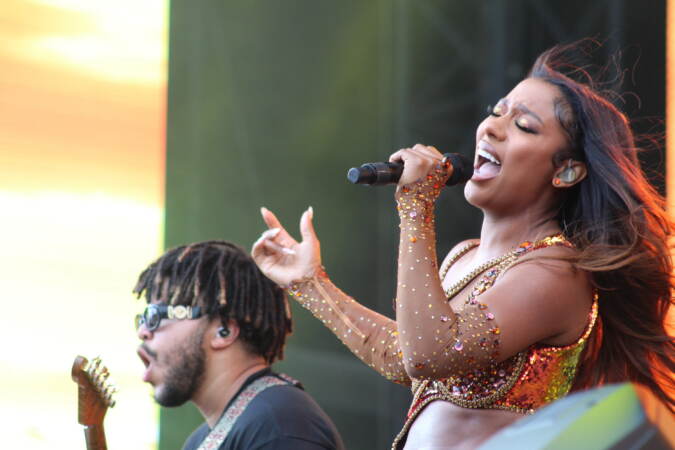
[347,162,403,186]
[347,153,471,186]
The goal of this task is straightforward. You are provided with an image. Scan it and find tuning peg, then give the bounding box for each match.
[87,357,101,377]
[104,385,118,407]
[96,367,109,384]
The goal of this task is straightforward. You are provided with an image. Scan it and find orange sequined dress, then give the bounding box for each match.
[393,236,599,447]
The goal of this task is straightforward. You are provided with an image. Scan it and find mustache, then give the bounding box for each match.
[140,343,158,360]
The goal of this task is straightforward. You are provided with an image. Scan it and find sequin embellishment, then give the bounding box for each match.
[392,234,597,449]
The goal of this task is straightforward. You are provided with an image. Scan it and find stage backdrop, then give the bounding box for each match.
[163,1,666,448]
[0,0,166,448]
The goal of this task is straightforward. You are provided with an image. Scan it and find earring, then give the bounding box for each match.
[558,161,577,183]
[217,326,230,338]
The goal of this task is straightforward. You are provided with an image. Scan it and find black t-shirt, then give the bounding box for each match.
[182,369,345,450]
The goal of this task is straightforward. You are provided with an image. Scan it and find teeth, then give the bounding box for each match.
[477,149,500,165]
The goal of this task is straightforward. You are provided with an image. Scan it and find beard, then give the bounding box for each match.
[154,323,207,407]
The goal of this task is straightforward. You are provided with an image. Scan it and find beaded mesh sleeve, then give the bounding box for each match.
[288,274,409,384]
[288,160,499,384]
[285,161,588,450]
[393,162,498,379]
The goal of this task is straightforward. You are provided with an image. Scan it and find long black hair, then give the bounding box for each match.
[529,42,675,411]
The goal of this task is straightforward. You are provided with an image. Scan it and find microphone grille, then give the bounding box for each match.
[445,153,473,186]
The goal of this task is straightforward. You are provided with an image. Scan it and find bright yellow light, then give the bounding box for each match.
[32,34,164,85]
[0,0,167,448]
[12,0,167,85]
[0,191,163,448]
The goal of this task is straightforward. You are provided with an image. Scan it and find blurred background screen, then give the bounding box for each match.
[0,0,167,448]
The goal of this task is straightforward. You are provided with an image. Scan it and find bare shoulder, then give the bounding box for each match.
[484,244,594,350]
[501,244,590,302]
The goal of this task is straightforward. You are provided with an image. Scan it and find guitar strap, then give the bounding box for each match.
[197,374,298,450]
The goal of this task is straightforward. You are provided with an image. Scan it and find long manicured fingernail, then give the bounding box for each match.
[260,206,268,214]
[281,247,296,255]
[264,228,281,238]
[308,206,313,218]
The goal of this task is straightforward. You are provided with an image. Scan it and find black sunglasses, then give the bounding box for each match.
[135,304,203,331]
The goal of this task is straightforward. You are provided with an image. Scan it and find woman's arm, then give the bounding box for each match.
[390,145,493,378]
[252,207,409,384]
[390,145,593,380]
[288,273,409,384]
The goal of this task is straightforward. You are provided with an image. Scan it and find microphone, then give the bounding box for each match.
[347,153,472,186]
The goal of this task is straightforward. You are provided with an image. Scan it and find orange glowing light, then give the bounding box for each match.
[0,0,167,448]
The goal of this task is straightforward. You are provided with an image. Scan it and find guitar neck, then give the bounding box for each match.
[71,356,116,450]
[83,424,108,450]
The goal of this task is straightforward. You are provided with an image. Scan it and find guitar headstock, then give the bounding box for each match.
[71,355,116,426]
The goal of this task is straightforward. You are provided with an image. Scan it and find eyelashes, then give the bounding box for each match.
[515,118,535,134]
[486,104,502,117]
[485,104,537,134]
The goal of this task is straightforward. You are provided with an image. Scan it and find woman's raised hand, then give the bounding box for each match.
[251,206,322,287]
[389,143,445,186]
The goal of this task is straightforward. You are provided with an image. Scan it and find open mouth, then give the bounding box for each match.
[137,347,151,368]
[473,146,502,180]
[137,345,155,382]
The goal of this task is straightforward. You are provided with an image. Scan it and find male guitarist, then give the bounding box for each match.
[134,240,345,450]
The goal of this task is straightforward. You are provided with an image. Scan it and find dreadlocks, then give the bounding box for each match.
[134,240,292,364]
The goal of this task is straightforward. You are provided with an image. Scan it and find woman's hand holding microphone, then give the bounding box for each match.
[252,144,450,288]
